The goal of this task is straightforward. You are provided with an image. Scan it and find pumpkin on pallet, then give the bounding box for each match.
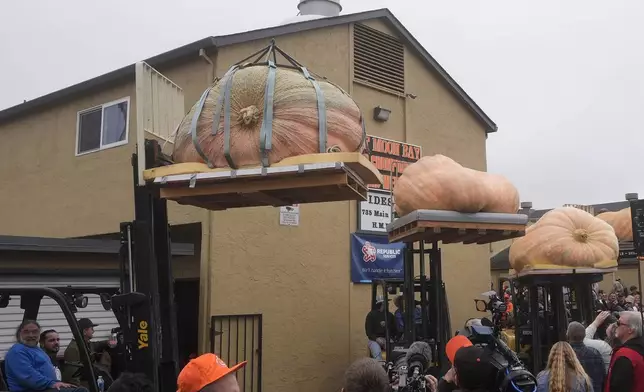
[596,207,632,241]
[509,206,619,273]
[392,154,520,216]
[172,41,366,169]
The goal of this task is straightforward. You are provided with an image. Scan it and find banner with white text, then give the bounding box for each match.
[350,233,405,283]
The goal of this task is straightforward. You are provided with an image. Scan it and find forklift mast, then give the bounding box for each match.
[112,140,179,392]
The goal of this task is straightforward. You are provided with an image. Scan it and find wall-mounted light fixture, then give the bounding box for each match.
[373,106,391,122]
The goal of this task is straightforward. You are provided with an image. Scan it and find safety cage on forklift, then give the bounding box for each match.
[381,209,529,374]
[504,268,614,374]
[0,287,120,392]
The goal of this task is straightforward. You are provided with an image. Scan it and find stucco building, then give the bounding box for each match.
[0,5,499,391]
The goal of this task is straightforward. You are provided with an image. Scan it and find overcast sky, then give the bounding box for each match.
[1,0,641,209]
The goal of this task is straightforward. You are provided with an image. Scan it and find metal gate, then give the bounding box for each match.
[210,314,262,392]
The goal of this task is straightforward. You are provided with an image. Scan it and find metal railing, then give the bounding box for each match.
[210,314,263,392]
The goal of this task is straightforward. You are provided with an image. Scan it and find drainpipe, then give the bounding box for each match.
[199,49,215,84]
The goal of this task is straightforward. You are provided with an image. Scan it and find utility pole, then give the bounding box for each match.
[626,193,644,330]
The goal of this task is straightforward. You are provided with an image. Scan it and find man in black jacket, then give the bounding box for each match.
[365,298,397,360]
[437,346,497,392]
[567,321,604,392]
[606,311,644,392]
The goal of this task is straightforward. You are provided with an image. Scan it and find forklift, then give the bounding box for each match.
[369,277,451,369]
[375,209,529,375]
[0,287,120,392]
[504,269,612,374]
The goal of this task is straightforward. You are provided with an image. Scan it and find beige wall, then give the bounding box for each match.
[598,265,642,293]
[0,84,135,237]
[0,18,495,392]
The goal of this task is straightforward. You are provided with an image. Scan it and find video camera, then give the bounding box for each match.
[385,341,433,392]
[475,291,508,328]
[461,323,537,392]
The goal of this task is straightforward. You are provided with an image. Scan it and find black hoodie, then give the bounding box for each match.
[608,336,644,392]
[365,307,397,341]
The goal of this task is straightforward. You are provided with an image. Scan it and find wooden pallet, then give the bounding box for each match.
[511,266,618,278]
[388,219,526,245]
[142,152,383,211]
[509,266,618,285]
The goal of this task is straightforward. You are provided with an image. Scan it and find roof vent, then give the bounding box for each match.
[280,0,341,26]
[298,0,341,17]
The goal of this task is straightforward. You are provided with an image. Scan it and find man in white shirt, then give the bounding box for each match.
[585,311,615,372]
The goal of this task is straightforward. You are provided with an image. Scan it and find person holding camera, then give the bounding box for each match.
[438,346,498,392]
[436,336,498,392]
[341,357,439,392]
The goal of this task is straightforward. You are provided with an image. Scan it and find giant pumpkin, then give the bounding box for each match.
[392,154,520,216]
[172,65,365,168]
[596,208,632,241]
[509,207,619,273]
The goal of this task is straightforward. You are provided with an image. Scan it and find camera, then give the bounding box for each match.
[475,292,509,329]
[385,341,433,392]
[462,324,537,392]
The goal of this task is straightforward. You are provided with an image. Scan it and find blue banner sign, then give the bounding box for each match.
[350,233,405,283]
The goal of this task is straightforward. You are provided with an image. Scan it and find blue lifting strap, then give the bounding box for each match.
[190,86,215,168]
[222,67,240,169]
[259,61,277,167]
[212,67,237,137]
[300,66,327,153]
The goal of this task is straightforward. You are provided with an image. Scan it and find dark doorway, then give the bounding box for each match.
[175,278,200,368]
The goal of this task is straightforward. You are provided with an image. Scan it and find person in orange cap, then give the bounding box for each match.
[177,353,246,392]
[438,335,474,391]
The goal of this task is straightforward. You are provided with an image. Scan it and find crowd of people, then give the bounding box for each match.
[1,318,116,392]
[346,308,644,392]
[595,281,642,313]
[2,283,642,392]
[535,310,643,392]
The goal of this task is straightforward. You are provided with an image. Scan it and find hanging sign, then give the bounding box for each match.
[350,233,405,283]
[358,136,422,234]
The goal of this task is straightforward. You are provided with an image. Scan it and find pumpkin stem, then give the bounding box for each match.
[573,228,589,243]
[238,105,260,126]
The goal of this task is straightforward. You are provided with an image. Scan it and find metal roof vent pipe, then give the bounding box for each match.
[297,0,342,17]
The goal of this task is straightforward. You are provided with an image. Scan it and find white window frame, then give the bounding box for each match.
[75,96,131,156]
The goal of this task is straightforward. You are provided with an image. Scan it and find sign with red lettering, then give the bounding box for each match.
[358,136,422,234]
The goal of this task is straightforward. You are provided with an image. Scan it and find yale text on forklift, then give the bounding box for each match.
[138,320,149,349]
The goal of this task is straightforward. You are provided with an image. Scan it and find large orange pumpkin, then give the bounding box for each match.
[172,65,365,168]
[392,154,520,216]
[509,207,619,273]
[596,208,632,241]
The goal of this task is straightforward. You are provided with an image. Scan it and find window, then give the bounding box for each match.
[76,97,130,155]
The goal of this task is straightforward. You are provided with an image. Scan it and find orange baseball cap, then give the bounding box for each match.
[177,353,247,392]
[446,335,473,364]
